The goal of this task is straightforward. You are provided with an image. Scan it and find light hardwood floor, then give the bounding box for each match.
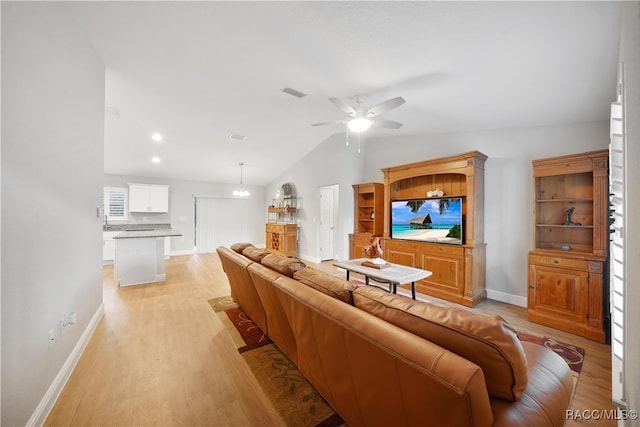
[46,254,616,426]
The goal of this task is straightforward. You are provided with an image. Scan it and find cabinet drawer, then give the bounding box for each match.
[420,243,464,257]
[385,239,415,253]
[354,233,375,246]
[266,224,282,233]
[528,254,588,270]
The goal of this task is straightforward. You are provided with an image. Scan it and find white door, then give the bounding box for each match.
[319,185,337,261]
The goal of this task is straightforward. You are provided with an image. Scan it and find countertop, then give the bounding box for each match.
[114,228,183,239]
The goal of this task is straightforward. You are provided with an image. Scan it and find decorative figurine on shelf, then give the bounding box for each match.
[427,188,444,198]
[361,236,389,269]
[562,206,582,226]
[363,237,383,259]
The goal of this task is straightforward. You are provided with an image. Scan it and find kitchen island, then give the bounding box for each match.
[114,228,182,286]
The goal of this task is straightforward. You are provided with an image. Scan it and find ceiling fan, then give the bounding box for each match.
[312,96,406,133]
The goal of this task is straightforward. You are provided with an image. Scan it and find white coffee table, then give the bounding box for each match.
[333,258,432,300]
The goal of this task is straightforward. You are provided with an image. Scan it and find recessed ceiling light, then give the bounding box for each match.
[229,134,247,143]
[151,133,163,142]
[151,157,161,164]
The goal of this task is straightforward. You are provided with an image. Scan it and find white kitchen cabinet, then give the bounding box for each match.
[128,183,169,213]
[103,231,119,263]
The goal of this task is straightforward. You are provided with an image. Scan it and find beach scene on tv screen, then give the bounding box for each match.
[391,198,463,244]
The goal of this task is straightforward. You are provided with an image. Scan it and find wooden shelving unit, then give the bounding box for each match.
[527,149,608,342]
[349,183,384,259]
[381,151,487,307]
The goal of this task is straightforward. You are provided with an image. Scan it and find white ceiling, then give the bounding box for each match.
[69,1,622,186]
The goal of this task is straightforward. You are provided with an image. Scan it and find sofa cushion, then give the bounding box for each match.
[293,267,356,304]
[353,286,528,402]
[231,242,254,254]
[242,246,270,263]
[261,253,306,277]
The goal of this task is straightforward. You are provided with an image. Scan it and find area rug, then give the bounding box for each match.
[518,332,586,375]
[518,331,585,402]
[208,297,344,427]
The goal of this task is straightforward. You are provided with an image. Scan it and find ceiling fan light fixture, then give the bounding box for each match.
[347,117,372,133]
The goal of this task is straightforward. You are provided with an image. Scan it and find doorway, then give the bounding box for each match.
[319,184,339,261]
[194,197,247,253]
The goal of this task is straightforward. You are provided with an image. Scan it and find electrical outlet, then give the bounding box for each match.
[49,329,56,349]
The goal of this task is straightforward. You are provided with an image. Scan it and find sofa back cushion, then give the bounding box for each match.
[353,286,528,402]
[242,246,271,263]
[293,267,355,304]
[231,242,254,254]
[261,253,306,277]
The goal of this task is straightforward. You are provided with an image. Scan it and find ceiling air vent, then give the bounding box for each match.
[281,87,307,98]
[229,134,247,143]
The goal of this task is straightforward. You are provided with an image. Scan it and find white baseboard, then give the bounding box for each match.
[170,249,194,256]
[486,289,528,307]
[28,304,105,427]
[299,253,321,264]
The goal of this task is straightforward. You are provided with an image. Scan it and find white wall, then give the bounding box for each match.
[1,3,105,426]
[266,133,364,262]
[619,2,640,424]
[104,174,266,253]
[362,122,609,303]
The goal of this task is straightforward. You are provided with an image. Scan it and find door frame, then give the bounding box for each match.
[319,184,339,261]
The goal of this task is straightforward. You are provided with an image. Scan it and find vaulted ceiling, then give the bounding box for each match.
[69,1,622,185]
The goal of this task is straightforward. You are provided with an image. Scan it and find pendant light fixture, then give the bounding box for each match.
[232,162,250,198]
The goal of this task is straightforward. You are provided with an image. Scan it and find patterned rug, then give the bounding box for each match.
[518,332,586,374]
[208,297,344,427]
[518,331,585,402]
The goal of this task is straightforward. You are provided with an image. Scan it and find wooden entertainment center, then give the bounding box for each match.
[349,151,487,307]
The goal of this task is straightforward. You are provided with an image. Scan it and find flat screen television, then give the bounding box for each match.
[391,197,463,245]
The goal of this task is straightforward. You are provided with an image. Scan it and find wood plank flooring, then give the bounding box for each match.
[46,254,616,426]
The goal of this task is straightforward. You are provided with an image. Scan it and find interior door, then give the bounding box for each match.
[319,186,336,261]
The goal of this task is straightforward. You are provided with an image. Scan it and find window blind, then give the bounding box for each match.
[609,64,625,408]
[104,187,128,220]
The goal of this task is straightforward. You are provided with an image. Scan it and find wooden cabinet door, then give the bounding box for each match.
[417,245,465,296]
[528,263,589,329]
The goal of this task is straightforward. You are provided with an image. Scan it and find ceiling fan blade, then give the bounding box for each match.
[373,118,403,129]
[311,120,345,127]
[329,97,357,117]
[366,96,406,117]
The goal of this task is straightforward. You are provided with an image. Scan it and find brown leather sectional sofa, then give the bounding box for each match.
[217,244,573,427]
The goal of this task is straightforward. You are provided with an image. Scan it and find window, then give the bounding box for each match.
[103,187,128,220]
[609,65,625,408]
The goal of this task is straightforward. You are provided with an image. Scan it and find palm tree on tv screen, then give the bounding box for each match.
[406,200,424,213]
[405,199,450,214]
